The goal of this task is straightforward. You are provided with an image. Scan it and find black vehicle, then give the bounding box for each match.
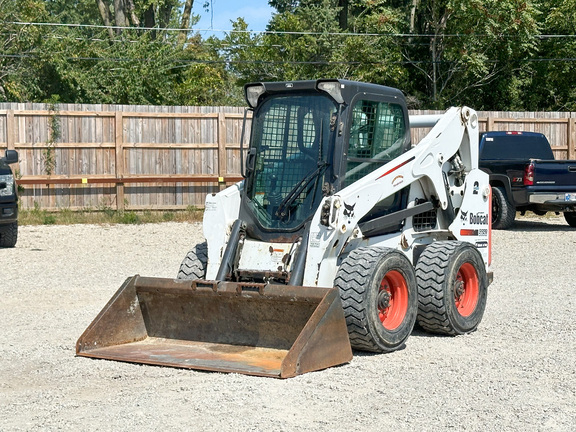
[0,149,19,247]
[479,131,576,229]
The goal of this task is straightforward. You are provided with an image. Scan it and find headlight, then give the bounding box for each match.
[0,174,15,197]
[317,80,344,104]
[245,84,266,108]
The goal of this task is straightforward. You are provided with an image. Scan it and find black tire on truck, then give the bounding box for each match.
[564,212,576,227]
[335,246,418,353]
[491,186,515,229]
[0,221,18,248]
[415,241,488,335]
[177,241,208,279]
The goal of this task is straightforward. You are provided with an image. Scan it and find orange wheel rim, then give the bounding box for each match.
[377,270,409,330]
[454,262,479,317]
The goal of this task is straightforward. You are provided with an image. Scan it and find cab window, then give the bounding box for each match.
[344,100,406,186]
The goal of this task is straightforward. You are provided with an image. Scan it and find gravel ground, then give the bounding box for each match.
[2,216,576,431]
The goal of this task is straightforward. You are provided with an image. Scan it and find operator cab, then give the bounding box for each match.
[240,79,411,242]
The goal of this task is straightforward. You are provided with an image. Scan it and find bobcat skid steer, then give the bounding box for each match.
[77,80,492,378]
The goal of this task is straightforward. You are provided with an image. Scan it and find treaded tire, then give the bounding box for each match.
[177,242,208,279]
[564,212,576,227]
[492,186,515,230]
[0,221,18,248]
[335,246,418,353]
[416,241,488,335]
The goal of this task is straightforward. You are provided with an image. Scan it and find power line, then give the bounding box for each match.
[4,21,576,39]
[2,52,576,66]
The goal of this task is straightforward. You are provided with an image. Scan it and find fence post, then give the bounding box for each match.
[115,111,125,211]
[487,115,495,131]
[569,117,576,160]
[5,109,22,176]
[6,110,15,151]
[218,112,227,190]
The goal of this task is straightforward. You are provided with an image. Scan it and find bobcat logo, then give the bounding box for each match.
[343,202,356,218]
[460,210,468,222]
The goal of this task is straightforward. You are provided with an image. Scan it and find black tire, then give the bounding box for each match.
[0,221,18,248]
[564,212,576,227]
[335,247,418,353]
[177,242,208,280]
[416,241,488,336]
[491,186,515,229]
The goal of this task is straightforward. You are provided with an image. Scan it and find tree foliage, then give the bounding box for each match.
[0,0,48,100]
[2,0,576,111]
[403,0,541,109]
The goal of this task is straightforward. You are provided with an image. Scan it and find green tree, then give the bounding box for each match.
[176,34,244,105]
[340,0,406,87]
[0,0,48,101]
[1,0,237,105]
[227,0,405,88]
[403,0,541,109]
[2,0,561,110]
[532,0,576,110]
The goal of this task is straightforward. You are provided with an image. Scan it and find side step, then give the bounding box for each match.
[76,276,352,378]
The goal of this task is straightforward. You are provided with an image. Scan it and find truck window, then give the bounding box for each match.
[480,134,554,160]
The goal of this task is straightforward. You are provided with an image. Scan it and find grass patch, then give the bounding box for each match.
[19,206,204,226]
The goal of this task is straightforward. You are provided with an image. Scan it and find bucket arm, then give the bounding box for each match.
[304,107,490,286]
[334,107,479,222]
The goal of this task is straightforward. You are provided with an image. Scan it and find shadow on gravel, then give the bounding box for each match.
[349,327,446,358]
[351,343,409,357]
[408,326,457,340]
[506,219,572,232]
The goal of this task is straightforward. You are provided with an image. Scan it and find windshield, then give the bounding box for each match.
[246,94,337,230]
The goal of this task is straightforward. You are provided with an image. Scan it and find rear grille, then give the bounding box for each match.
[413,210,437,231]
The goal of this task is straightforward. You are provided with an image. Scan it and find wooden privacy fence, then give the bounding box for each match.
[1,103,576,211]
[409,110,576,161]
[0,104,247,211]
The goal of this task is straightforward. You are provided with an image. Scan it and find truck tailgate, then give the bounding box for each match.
[532,160,576,188]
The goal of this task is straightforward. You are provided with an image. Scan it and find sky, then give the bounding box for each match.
[192,0,275,38]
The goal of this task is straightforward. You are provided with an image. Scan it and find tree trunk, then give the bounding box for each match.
[95,0,115,38]
[114,0,128,33]
[159,4,173,30]
[410,0,419,33]
[430,6,449,106]
[338,0,348,31]
[125,0,140,26]
[178,0,194,45]
[144,5,156,39]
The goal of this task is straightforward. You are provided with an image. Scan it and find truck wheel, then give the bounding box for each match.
[0,221,18,248]
[564,212,576,227]
[416,241,488,335]
[491,186,515,229]
[177,241,208,279]
[335,247,418,353]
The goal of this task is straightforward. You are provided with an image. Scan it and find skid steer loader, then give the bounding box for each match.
[77,80,492,378]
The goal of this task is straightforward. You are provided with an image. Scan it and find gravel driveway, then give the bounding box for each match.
[2,217,575,431]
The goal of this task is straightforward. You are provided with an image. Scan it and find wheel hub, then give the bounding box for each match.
[454,279,465,300]
[378,288,391,310]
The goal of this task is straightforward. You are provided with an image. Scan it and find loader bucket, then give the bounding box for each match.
[76,276,352,378]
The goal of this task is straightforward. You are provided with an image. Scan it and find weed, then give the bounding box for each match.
[43,97,61,176]
[162,212,175,221]
[43,214,57,225]
[117,211,141,224]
